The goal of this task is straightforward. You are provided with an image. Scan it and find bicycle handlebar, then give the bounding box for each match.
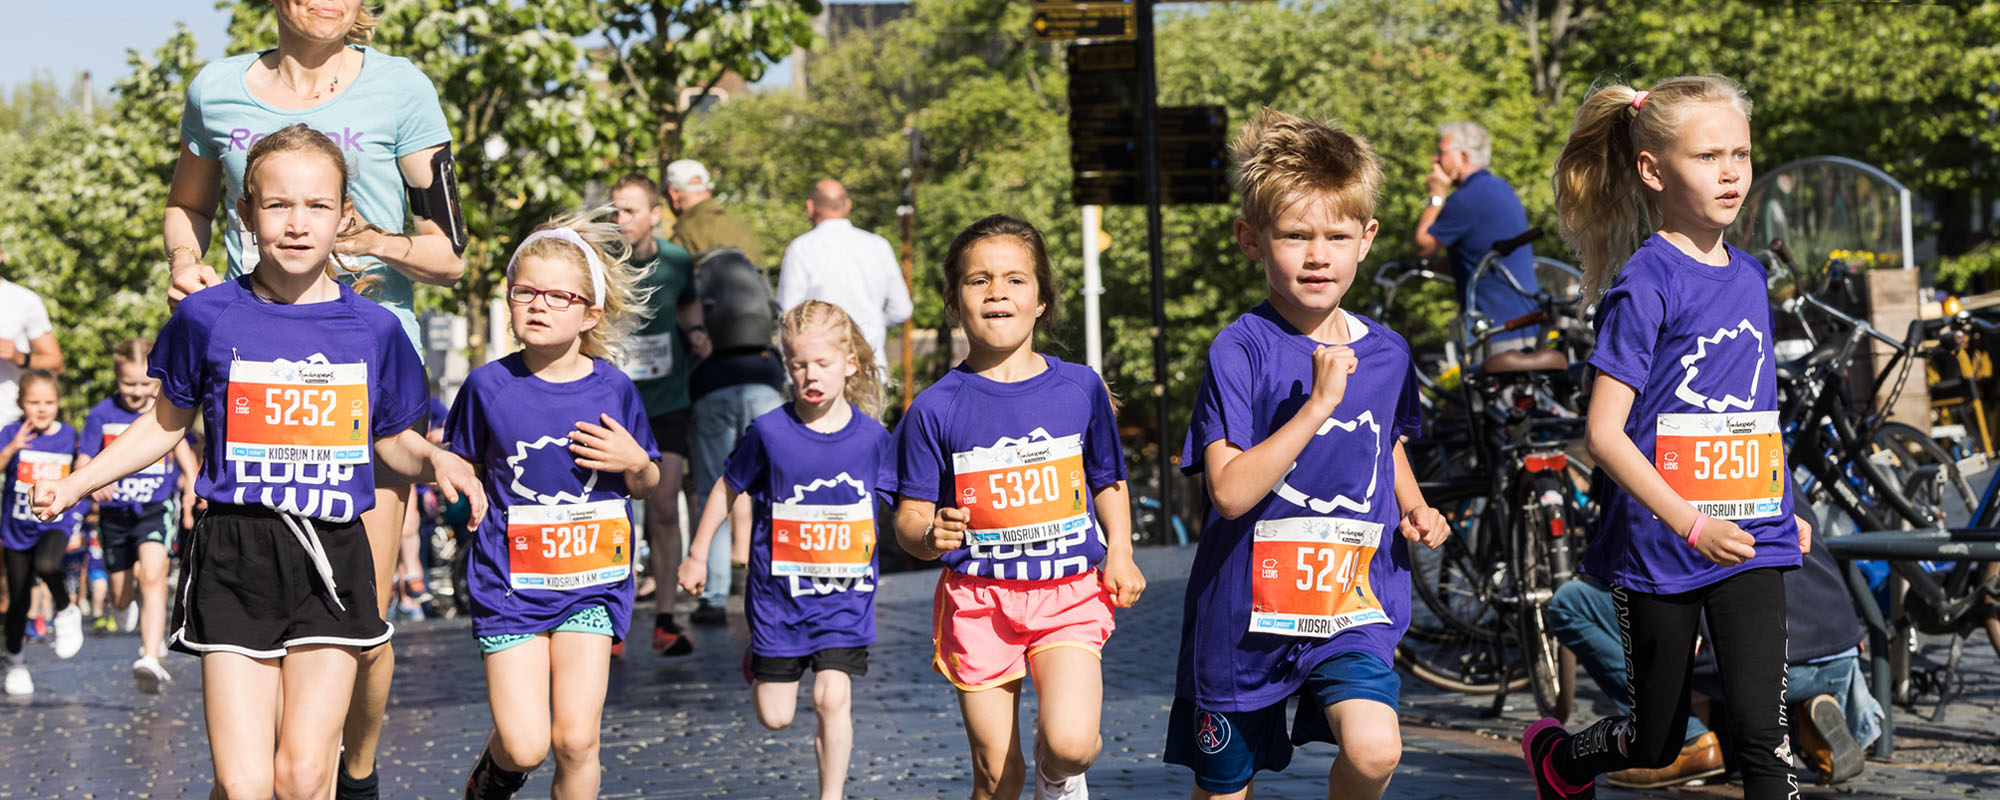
[1493,227,1543,258]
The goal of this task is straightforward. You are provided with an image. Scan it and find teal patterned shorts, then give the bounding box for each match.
[476,605,614,654]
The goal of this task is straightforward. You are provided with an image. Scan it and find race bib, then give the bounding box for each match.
[506,498,633,591]
[225,359,371,465]
[1656,411,1784,520]
[620,332,674,381]
[952,434,1092,547]
[15,450,71,487]
[101,423,167,475]
[771,498,875,579]
[1249,517,1391,638]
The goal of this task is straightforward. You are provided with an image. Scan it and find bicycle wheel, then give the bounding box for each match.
[1400,481,1526,693]
[1517,477,1580,721]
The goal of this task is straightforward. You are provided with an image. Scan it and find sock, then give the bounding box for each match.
[464,748,531,800]
[1554,717,1629,783]
[336,760,379,800]
[655,612,676,630]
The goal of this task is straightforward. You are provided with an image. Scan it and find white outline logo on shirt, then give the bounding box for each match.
[1274,411,1381,515]
[1675,319,1764,412]
[505,436,597,505]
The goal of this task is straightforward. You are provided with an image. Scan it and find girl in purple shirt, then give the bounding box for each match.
[448,213,660,800]
[32,124,484,800]
[1522,76,1813,800]
[893,215,1145,800]
[679,300,892,800]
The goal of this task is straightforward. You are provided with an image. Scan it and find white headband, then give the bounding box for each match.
[506,227,606,306]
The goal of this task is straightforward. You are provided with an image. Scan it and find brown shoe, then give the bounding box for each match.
[1794,695,1864,784]
[1605,731,1726,789]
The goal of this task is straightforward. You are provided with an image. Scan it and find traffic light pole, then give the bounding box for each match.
[1137,0,1172,545]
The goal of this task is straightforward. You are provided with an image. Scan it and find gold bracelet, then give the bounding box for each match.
[167,245,199,265]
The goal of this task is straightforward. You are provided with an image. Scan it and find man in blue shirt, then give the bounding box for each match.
[1413,122,1540,354]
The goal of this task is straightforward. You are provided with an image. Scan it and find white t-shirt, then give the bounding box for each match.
[0,279,54,424]
[775,219,914,366]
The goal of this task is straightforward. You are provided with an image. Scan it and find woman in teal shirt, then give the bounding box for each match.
[159,3,461,799]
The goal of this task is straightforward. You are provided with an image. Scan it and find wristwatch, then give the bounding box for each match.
[1427,195,1446,208]
[13,351,27,368]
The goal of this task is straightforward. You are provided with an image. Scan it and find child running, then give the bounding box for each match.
[2,369,85,694]
[78,336,200,693]
[679,300,893,800]
[893,214,1146,800]
[446,210,659,800]
[30,123,484,800]
[1163,109,1450,799]
[1520,75,1811,800]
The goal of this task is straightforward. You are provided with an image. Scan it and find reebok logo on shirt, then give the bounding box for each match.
[229,126,366,153]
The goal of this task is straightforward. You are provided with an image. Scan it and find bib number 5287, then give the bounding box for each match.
[539,523,601,560]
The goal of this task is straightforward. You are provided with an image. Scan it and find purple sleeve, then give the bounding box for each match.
[872,432,899,505]
[1428,194,1472,248]
[720,426,766,495]
[622,378,660,461]
[1081,375,1127,490]
[895,402,945,503]
[1588,277,1669,390]
[1394,361,1422,442]
[1180,338,1254,476]
[443,379,481,464]
[372,320,428,439]
[147,310,203,411]
[78,407,104,458]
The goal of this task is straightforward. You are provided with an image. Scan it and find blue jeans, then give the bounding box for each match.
[1548,579,1880,748]
[690,383,785,606]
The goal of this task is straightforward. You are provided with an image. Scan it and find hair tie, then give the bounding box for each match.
[1631,90,1651,110]
[506,228,606,306]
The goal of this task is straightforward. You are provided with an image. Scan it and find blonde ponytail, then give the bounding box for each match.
[1554,75,1753,298]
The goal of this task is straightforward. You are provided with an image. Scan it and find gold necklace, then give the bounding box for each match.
[287,51,345,101]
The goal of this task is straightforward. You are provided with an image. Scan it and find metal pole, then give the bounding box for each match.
[1137,0,1170,545]
[1083,204,1105,373]
[899,122,920,413]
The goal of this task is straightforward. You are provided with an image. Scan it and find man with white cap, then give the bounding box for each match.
[663,159,785,625]
[665,159,764,265]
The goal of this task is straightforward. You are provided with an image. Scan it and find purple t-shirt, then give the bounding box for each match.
[1175,305,1422,712]
[80,398,180,512]
[1586,235,1801,593]
[446,353,658,641]
[150,277,425,522]
[723,403,893,657]
[2,421,80,550]
[896,355,1126,581]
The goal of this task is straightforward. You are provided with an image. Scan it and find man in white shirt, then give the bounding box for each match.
[775,179,913,366]
[0,247,64,424]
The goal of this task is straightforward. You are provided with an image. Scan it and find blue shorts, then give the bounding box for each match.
[1164,651,1400,794]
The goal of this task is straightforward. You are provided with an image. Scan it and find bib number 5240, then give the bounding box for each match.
[1292,546,1362,592]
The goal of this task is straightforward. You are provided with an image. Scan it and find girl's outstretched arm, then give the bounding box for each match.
[34,403,192,521]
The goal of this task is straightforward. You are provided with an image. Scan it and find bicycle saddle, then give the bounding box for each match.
[1479,349,1569,374]
[1775,339,1844,383]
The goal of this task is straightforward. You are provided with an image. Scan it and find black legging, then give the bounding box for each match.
[1555,567,1798,800]
[4,531,70,655]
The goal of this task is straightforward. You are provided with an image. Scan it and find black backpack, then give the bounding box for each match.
[693,246,779,353]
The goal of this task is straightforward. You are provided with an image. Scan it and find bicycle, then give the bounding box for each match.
[1394,233,1590,720]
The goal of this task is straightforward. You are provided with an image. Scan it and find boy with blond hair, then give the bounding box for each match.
[1164,109,1450,799]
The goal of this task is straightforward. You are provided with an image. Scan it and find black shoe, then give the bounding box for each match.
[691,602,726,625]
[336,761,379,800]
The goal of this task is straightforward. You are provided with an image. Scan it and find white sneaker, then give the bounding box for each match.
[2,654,31,696]
[52,605,83,659]
[132,656,170,695]
[1033,766,1088,800]
[124,602,140,631]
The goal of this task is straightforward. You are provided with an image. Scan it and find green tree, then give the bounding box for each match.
[0,30,203,419]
